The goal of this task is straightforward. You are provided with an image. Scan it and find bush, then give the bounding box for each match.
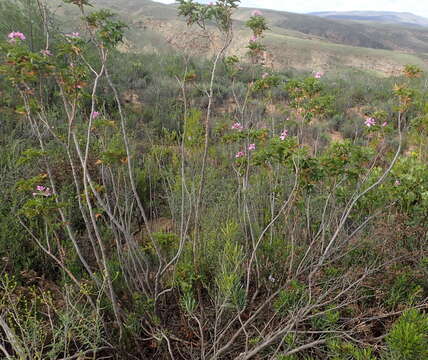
[386,309,428,360]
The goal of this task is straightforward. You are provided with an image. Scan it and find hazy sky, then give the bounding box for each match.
[155,0,428,18]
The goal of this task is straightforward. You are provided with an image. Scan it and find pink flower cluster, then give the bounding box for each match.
[231,122,244,131]
[250,35,258,43]
[91,111,101,119]
[8,32,26,42]
[40,49,52,57]
[280,129,288,140]
[235,144,256,158]
[66,32,80,39]
[252,10,263,16]
[32,185,52,197]
[314,71,324,79]
[364,117,376,127]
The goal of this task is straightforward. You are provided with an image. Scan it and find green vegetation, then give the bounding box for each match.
[0,1,427,359]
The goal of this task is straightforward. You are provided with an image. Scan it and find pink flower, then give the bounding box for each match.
[43,188,52,197]
[235,151,245,158]
[33,185,52,197]
[262,72,269,79]
[231,122,244,131]
[248,143,256,151]
[208,1,214,5]
[66,32,80,39]
[40,49,52,56]
[314,71,324,79]
[382,121,388,127]
[394,180,401,186]
[7,31,26,42]
[252,10,262,16]
[280,129,288,140]
[91,111,100,119]
[364,117,376,127]
[250,35,258,43]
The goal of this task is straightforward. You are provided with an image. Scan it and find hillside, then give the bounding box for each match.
[310,11,428,27]
[50,0,428,74]
[247,9,428,52]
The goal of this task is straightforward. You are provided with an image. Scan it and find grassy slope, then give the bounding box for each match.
[309,11,428,27]
[262,28,428,74]
[233,8,428,53]
[50,0,428,74]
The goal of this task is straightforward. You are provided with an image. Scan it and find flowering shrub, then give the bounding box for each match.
[280,129,288,140]
[231,122,244,130]
[246,10,269,36]
[1,1,427,359]
[364,116,376,127]
[8,31,26,41]
[314,71,324,79]
[32,185,52,197]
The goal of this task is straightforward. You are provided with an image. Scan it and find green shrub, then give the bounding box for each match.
[386,309,428,360]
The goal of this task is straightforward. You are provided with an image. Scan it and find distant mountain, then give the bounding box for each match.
[309,11,428,27]
[234,8,428,54]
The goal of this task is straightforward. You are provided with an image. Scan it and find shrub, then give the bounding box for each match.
[386,309,428,360]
